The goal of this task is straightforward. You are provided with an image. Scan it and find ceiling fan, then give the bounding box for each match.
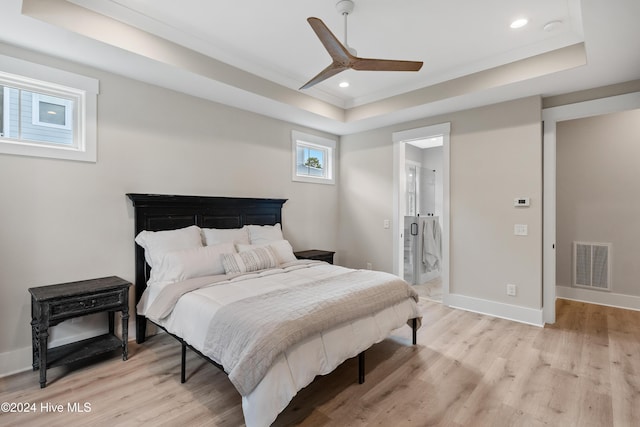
[300,0,423,90]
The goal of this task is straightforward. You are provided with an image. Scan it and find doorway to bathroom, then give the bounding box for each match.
[393,123,450,303]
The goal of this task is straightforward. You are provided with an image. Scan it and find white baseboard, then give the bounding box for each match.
[444,293,544,327]
[556,285,640,311]
[0,345,33,378]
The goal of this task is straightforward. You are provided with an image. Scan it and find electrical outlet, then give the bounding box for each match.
[506,284,517,296]
[366,262,372,270]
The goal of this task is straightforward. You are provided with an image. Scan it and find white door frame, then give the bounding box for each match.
[393,123,451,301]
[542,91,640,324]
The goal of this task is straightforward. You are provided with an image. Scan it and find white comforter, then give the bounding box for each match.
[138,262,420,427]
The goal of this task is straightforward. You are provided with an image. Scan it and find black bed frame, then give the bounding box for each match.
[127,193,417,386]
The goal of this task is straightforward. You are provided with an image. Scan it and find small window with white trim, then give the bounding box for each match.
[291,130,336,184]
[0,54,99,162]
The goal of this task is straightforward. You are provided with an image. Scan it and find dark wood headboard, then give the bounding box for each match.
[127,193,287,342]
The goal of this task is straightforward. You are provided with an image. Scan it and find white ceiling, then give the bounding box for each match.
[67,0,586,106]
[1,0,639,135]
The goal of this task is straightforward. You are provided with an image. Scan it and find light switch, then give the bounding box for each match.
[514,224,528,236]
[383,219,390,229]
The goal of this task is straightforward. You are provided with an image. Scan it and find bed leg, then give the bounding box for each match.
[412,318,417,345]
[136,315,147,344]
[358,351,365,384]
[181,343,187,384]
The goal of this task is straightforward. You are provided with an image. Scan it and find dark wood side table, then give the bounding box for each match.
[294,249,335,264]
[29,276,131,388]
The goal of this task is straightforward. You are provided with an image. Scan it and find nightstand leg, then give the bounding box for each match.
[31,322,39,371]
[122,287,130,360]
[38,329,48,388]
[31,304,39,371]
[121,307,129,361]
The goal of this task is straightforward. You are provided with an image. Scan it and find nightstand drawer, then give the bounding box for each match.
[49,290,124,320]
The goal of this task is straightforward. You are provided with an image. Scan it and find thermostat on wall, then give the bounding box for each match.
[514,197,530,207]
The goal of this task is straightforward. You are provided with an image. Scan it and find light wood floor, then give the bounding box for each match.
[413,277,443,302]
[1,298,639,426]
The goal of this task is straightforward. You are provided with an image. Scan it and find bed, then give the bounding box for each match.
[127,193,421,426]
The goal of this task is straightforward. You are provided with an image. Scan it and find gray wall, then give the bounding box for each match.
[556,108,640,296]
[0,44,339,366]
[339,96,543,310]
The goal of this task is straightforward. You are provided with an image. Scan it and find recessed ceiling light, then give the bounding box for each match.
[510,18,529,29]
[339,81,349,88]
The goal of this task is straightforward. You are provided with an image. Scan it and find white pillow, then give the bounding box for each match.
[134,225,203,269]
[247,223,284,245]
[153,242,235,283]
[202,227,250,246]
[237,240,297,264]
[221,246,278,274]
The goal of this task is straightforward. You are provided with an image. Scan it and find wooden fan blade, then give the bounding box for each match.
[351,57,423,72]
[300,62,348,90]
[307,17,352,65]
[300,17,423,90]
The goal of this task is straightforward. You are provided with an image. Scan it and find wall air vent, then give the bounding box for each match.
[573,242,611,291]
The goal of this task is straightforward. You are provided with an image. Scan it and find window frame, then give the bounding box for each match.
[0,54,99,162]
[291,130,336,185]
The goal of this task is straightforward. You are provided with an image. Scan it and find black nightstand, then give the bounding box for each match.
[294,249,335,264]
[29,276,131,388]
